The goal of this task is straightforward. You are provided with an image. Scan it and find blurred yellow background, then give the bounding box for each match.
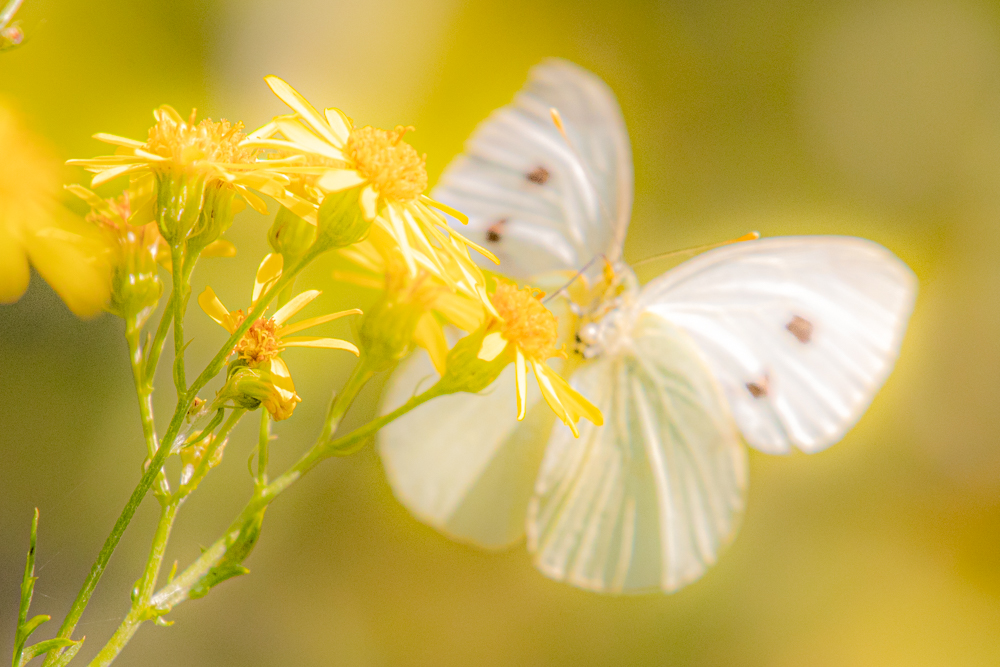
[3,0,1000,664]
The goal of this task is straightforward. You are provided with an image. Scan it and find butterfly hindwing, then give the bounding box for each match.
[379,351,555,548]
[528,313,747,593]
[433,58,633,278]
[640,236,917,454]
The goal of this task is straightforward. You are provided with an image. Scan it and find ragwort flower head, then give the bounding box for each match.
[200,254,360,420]
[476,281,603,437]
[68,106,291,243]
[244,77,498,309]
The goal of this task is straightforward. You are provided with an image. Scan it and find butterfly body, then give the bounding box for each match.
[378,59,916,593]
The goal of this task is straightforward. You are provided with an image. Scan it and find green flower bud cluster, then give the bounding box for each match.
[432,330,509,396]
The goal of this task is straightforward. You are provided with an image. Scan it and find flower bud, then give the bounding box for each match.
[108,225,163,328]
[214,362,301,421]
[358,295,426,372]
[432,330,510,395]
[155,171,207,245]
[187,182,239,254]
[268,206,317,264]
[315,186,371,251]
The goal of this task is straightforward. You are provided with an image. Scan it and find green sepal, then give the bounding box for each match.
[433,330,510,396]
[188,508,265,600]
[17,638,82,667]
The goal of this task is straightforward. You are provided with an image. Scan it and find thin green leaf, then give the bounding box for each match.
[13,509,40,667]
[19,638,81,665]
[29,638,83,667]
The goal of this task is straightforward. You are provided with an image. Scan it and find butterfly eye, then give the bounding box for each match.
[578,322,599,346]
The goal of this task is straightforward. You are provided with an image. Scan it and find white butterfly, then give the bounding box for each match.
[377,59,917,593]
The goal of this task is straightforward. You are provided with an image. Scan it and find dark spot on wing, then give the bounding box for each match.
[746,375,769,399]
[486,218,506,243]
[786,315,813,344]
[526,166,550,185]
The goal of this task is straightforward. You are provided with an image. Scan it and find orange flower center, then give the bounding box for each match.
[145,109,256,168]
[234,317,281,365]
[345,125,427,201]
[490,283,560,361]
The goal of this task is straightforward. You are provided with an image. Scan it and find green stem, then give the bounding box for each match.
[88,500,180,667]
[170,245,187,399]
[144,253,198,383]
[177,409,244,498]
[92,407,245,666]
[319,358,375,442]
[149,379,440,614]
[125,323,169,497]
[256,411,270,487]
[43,253,319,664]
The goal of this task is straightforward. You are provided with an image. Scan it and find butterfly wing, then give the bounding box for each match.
[641,236,917,455]
[432,58,633,278]
[527,313,747,593]
[379,350,556,548]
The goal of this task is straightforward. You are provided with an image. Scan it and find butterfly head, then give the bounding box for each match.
[562,259,638,359]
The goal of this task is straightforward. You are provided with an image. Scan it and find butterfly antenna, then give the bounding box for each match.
[542,253,607,306]
[631,231,761,268]
[549,108,618,240]
[0,0,24,31]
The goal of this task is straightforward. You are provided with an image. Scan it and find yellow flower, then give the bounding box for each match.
[338,228,486,372]
[0,101,110,317]
[476,281,603,437]
[244,76,498,306]
[67,106,294,243]
[198,254,361,420]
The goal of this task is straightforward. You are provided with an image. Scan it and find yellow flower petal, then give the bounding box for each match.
[385,203,417,275]
[198,286,234,332]
[252,253,284,305]
[279,336,359,355]
[478,331,508,362]
[235,185,269,215]
[90,163,145,187]
[263,75,343,147]
[532,362,603,436]
[202,239,237,258]
[272,289,320,325]
[274,118,345,161]
[413,312,448,374]
[324,107,352,144]
[317,168,366,192]
[359,184,379,220]
[92,132,146,149]
[515,348,527,421]
[0,227,29,304]
[276,308,362,337]
[420,195,469,224]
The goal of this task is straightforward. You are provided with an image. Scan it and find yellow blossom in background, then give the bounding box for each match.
[199,253,360,420]
[337,226,485,372]
[0,101,110,317]
[477,281,603,437]
[243,76,498,308]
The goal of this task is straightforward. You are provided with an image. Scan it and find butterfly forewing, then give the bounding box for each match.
[528,313,747,593]
[432,58,633,278]
[640,236,917,454]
